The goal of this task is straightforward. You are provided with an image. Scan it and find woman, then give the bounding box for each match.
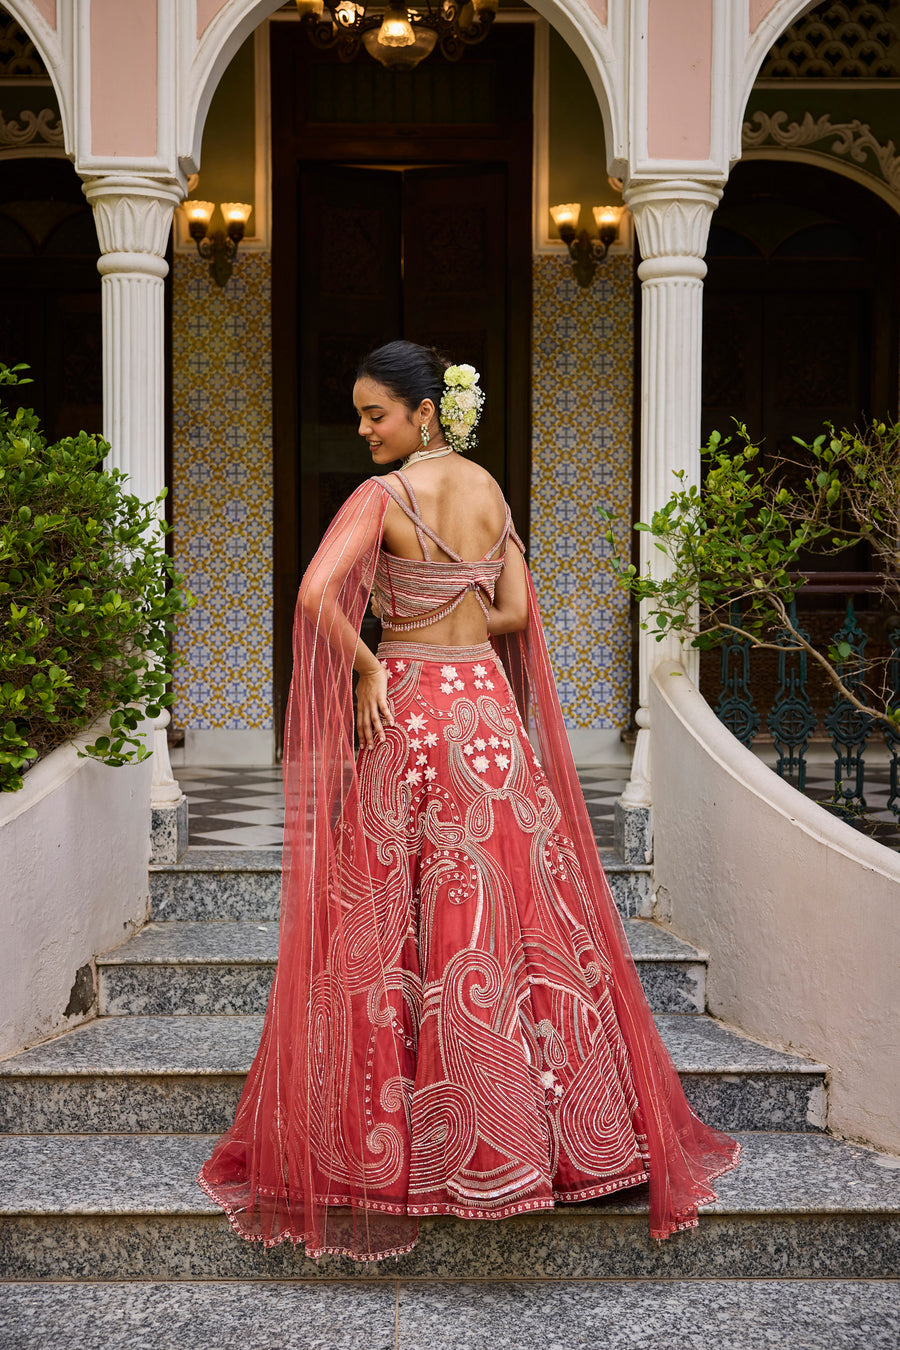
[198,341,740,1261]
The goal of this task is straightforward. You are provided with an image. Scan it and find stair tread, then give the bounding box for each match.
[0,1013,826,1078]
[151,847,282,874]
[0,1130,896,1217]
[151,845,648,876]
[0,1280,897,1350]
[97,918,704,967]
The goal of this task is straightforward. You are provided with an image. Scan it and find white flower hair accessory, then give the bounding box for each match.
[439,363,485,453]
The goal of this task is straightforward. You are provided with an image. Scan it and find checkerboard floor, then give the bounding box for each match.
[177,763,899,853]
[177,766,628,852]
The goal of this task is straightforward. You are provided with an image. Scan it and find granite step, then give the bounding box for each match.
[150,849,282,922]
[0,1131,896,1281]
[1,1279,898,1350]
[149,848,651,922]
[0,1012,827,1136]
[96,918,706,1017]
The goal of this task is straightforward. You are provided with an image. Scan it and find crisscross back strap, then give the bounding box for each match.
[380,472,510,564]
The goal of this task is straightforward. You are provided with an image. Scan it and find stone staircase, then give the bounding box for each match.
[1,832,898,1346]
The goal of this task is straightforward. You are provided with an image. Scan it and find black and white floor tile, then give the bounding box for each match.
[177,763,899,853]
[178,766,626,851]
[177,767,285,849]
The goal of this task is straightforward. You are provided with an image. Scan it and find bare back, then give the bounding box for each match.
[379,456,510,646]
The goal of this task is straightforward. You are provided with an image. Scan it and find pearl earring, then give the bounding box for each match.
[420,423,430,448]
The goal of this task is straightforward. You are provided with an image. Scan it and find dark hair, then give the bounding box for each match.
[355,340,449,413]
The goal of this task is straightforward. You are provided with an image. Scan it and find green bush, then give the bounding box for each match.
[598,421,900,732]
[0,364,194,791]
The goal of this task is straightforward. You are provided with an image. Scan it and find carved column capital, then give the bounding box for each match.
[624,179,724,281]
[82,175,183,278]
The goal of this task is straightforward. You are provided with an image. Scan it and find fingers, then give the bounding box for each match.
[355,671,394,750]
[357,696,393,749]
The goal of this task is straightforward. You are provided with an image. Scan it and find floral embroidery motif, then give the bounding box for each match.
[347,649,648,1221]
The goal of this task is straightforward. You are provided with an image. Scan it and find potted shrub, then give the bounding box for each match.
[0,364,193,792]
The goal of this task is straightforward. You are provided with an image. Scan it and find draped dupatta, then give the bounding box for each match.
[198,477,739,1260]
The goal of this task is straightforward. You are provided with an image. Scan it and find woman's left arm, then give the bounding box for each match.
[488,534,529,635]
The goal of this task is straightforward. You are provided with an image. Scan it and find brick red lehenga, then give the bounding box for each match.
[198,477,740,1260]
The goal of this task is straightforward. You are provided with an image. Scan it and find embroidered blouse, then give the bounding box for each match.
[372,471,512,633]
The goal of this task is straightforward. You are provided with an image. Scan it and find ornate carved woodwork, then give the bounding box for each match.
[759,1,900,80]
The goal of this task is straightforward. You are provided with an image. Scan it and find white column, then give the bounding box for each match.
[620,179,723,808]
[82,174,187,845]
[81,174,182,509]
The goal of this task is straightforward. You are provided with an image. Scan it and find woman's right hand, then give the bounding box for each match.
[355,665,394,750]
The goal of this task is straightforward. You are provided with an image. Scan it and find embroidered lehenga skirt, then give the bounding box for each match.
[330,639,651,1218]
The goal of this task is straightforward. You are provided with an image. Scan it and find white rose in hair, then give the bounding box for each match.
[455,390,476,411]
[456,364,478,388]
[451,421,469,438]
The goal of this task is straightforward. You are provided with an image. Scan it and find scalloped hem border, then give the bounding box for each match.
[198,1137,741,1258]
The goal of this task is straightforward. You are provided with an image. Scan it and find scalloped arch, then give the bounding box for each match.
[737,1,821,147]
[1,0,72,156]
[182,0,622,178]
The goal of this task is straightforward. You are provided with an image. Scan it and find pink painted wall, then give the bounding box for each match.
[586,0,609,23]
[197,0,231,38]
[31,0,56,28]
[646,0,713,161]
[749,0,784,33]
[90,0,158,158]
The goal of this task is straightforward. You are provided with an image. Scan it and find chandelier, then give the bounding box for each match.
[294,1,499,71]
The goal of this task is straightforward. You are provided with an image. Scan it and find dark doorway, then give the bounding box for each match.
[702,159,899,456]
[700,158,900,716]
[271,24,533,753]
[0,158,101,439]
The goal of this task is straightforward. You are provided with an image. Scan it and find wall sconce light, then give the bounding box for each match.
[550,202,624,288]
[183,200,253,288]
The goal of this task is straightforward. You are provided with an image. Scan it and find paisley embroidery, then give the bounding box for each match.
[307,646,651,1219]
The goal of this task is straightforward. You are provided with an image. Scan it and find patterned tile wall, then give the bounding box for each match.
[169,251,634,734]
[530,254,634,730]
[170,251,273,731]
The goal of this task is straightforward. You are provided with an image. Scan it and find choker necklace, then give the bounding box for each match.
[401,445,455,469]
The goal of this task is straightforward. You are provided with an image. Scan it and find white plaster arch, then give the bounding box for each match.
[1,0,74,159]
[180,0,625,180]
[732,0,820,167]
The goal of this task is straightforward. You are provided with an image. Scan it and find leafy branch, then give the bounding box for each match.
[598,422,900,731]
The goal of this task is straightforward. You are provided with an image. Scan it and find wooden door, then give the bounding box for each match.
[297,165,401,569]
[296,163,510,572]
[402,166,508,489]
[272,24,533,751]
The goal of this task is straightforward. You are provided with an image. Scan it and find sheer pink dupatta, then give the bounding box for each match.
[199,480,740,1259]
[198,479,420,1260]
[492,551,741,1239]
